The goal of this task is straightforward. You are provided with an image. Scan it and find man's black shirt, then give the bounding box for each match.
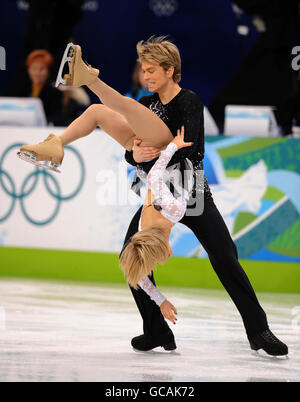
[125,88,204,173]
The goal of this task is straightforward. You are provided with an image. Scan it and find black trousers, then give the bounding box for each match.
[120,194,269,340]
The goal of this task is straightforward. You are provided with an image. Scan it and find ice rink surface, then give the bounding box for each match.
[0,278,299,382]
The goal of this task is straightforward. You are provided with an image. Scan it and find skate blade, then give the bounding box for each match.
[55,43,76,88]
[17,152,61,173]
[132,348,156,354]
[251,349,288,360]
[132,347,178,355]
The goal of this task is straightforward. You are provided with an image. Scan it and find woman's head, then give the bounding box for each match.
[119,226,170,289]
[26,49,54,86]
[136,36,181,92]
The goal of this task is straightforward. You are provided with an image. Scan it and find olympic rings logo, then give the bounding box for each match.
[149,0,178,17]
[0,143,85,225]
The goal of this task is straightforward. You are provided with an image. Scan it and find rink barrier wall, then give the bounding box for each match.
[0,247,299,294]
[1,129,299,265]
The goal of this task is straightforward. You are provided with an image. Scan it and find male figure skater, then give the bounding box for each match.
[121,37,288,357]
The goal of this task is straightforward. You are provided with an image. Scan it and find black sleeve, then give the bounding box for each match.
[167,92,204,166]
[125,149,138,167]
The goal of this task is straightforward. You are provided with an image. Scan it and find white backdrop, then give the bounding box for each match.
[0,126,141,252]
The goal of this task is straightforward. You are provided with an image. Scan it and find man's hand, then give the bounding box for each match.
[160,300,178,325]
[132,139,161,163]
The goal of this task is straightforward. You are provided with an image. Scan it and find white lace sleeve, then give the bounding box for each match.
[147,142,186,223]
[138,276,166,307]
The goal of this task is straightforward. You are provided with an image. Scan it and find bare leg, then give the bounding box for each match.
[88,78,173,148]
[18,103,138,171]
[60,104,136,151]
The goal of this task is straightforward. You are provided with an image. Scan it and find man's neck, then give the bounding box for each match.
[158,83,181,105]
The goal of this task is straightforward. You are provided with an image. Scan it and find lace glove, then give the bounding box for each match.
[138,276,166,307]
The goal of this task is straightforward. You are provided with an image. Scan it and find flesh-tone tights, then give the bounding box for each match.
[60,78,173,151]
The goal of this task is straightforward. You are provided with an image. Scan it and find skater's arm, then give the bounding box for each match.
[125,149,138,167]
[148,142,179,180]
[147,142,185,221]
[138,277,177,324]
[147,129,193,222]
[138,276,166,306]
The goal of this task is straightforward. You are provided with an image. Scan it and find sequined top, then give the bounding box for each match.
[125,88,212,200]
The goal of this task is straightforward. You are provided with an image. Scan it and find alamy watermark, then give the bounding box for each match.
[292,46,300,71]
[0,46,6,70]
[96,161,204,217]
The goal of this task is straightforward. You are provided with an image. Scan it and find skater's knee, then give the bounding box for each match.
[87,103,104,116]
[86,104,109,125]
[214,238,239,262]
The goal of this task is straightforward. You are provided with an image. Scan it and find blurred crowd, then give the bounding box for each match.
[4,48,90,126]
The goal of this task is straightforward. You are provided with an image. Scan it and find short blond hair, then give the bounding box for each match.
[119,226,169,289]
[136,36,181,83]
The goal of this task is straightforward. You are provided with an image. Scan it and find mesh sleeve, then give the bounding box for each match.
[138,276,166,307]
[147,142,186,223]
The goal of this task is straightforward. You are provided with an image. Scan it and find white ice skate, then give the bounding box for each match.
[55,43,76,87]
[17,151,61,173]
[17,134,64,173]
[55,42,99,88]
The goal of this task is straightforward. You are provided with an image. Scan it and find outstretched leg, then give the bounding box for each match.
[181,195,269,338]
[88,79,173,148]
[60,104,136,150]
[60,43,174,148]
[18,103,138,170]
[19,43,174,170]
[181,195,288,355]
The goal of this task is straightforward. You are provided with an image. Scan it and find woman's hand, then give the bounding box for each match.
[132,139,161,163]
[160,300,177,325]
[172,126,194,150]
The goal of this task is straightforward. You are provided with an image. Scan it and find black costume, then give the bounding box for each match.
[122,89,269,344]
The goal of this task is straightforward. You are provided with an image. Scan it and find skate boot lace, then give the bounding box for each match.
[260,330,282,345]
[37,134,55,145]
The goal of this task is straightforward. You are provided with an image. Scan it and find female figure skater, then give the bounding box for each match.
[18,37,288,357]
[120,126,193,333]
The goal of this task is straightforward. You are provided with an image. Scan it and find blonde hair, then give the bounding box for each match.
[119,226,169,289]
[136,36,181,83]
